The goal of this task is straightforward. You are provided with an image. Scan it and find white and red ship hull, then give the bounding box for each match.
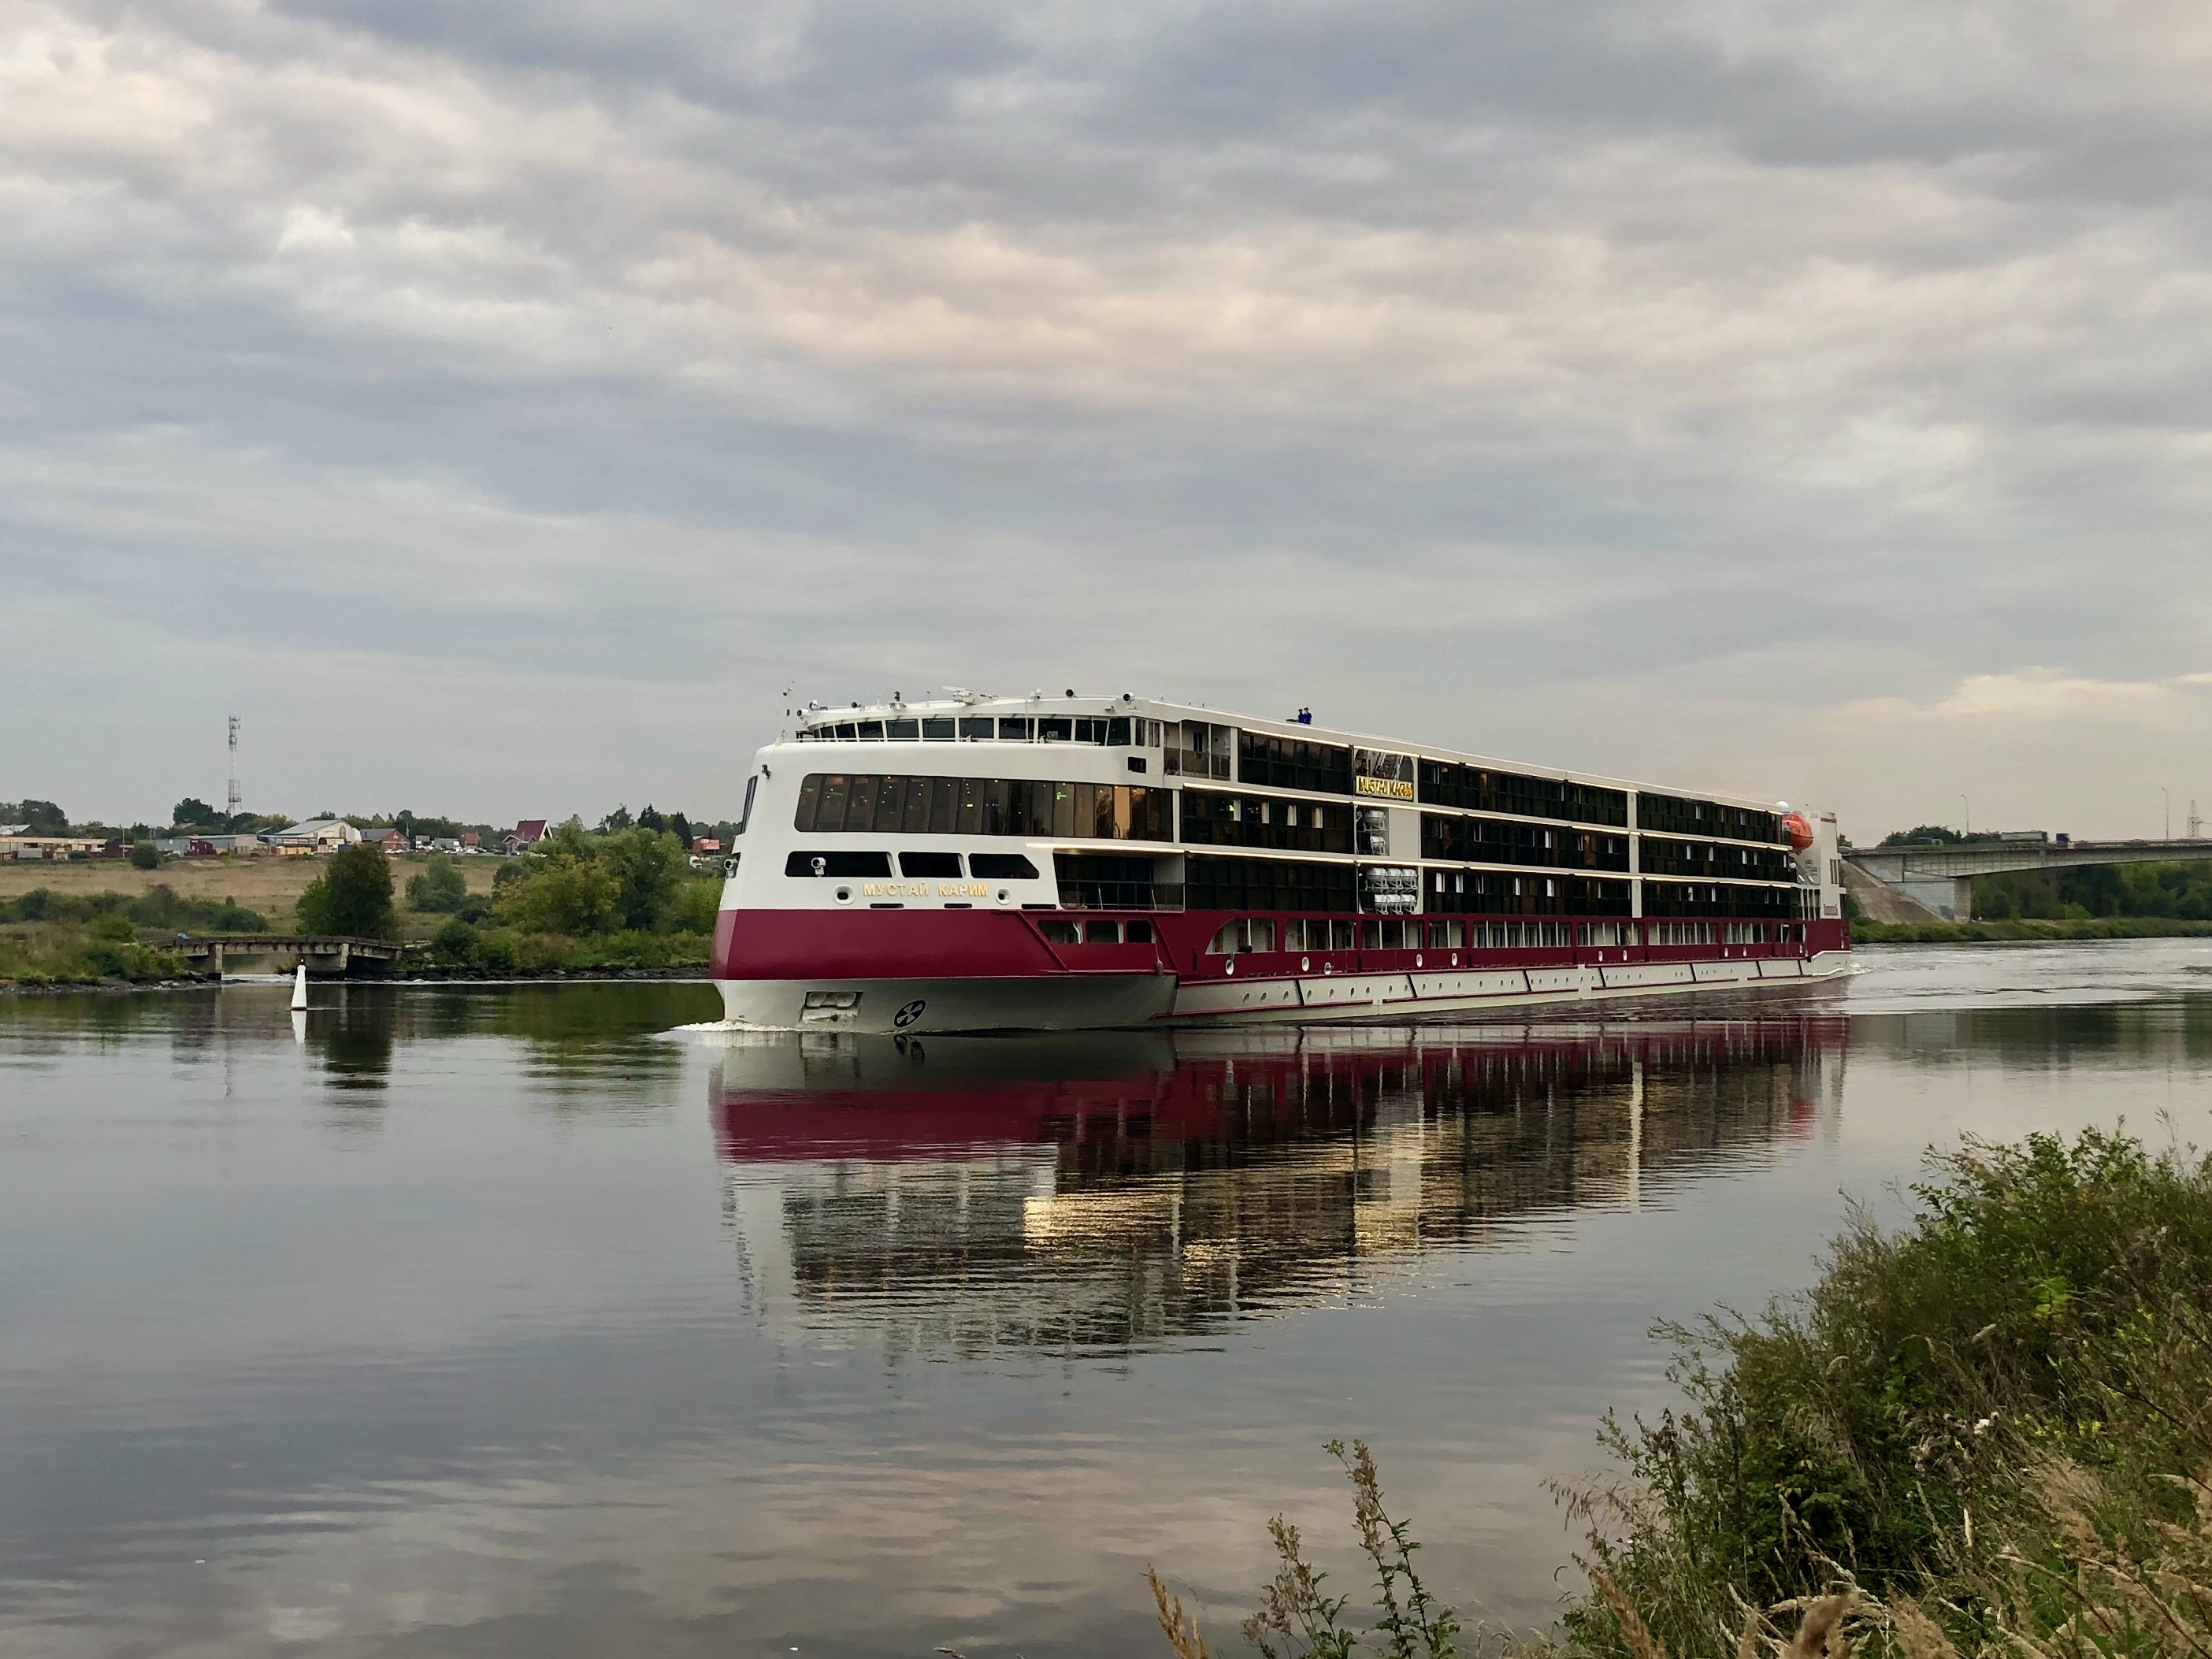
[711,927,1854,1034]
[709,686,1853,1036]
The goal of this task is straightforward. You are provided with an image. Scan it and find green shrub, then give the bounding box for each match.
[666,878,720,933]
[295,845,398,938]
[1568,1130,2212,1657]
[405,855,469,913]
[477,933,520,971]
[1165,1130,2212,1659]
[498,856,617,935]
[130,840,161,870]
[516,932,574,971]
[429,916,481,963]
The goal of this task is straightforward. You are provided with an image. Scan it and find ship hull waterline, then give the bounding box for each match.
[713,950,1854,1034]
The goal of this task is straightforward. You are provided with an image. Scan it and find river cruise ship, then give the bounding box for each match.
[710,692,1850,1032]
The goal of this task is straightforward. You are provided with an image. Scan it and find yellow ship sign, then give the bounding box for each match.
[1354,775,1415,801]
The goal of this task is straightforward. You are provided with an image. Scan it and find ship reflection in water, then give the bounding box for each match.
[707,1019,1847,1357]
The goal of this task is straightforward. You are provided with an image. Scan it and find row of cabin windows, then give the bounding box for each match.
[1237,731,1355,794]
[784,850,1040,880]
[1643,881,1808,919]
[1417,759,1630,828]
[795,774,1172,841]
[1425,870,1634,917]
[1638,792,1786,844]
[1181,790,1353,854]
[1420,815,1631,870]
[796,732,1776,847]
[1186,855,1360,915]
[802,715,1167,746]
[1205,918,1804,954]
[1038,918,1156,945]
[1638,836,1798,881]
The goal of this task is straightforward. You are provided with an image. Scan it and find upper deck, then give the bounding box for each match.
[780,692,1799,847]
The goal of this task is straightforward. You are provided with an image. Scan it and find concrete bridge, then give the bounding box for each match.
[1844,838,2211,922]
[169,934,406,975]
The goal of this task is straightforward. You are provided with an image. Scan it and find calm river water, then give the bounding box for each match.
[6,943,2212,1658]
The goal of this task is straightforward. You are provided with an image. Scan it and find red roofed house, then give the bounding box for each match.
[503,819,548,854]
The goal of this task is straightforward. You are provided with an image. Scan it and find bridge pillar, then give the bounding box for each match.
[337,941,351,971]
[1900,874,1976,921]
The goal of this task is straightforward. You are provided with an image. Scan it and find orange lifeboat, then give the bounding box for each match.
[1781,811,1815,852]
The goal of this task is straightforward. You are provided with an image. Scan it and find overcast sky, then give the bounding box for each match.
[4,0,2208,836]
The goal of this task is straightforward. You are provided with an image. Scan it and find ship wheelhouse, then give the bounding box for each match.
[711,692,1849,1030]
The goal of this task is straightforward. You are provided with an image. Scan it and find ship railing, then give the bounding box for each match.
[1056,881,1185,912]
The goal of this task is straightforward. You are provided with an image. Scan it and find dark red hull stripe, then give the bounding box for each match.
[711,909,1850,984]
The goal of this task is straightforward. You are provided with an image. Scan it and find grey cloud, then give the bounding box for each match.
[2,0,2208,831]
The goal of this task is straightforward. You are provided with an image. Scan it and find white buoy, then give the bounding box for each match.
[290,963,309,1011]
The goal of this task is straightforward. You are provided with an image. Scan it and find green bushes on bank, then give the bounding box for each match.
[1161,1129,2212,1659]
[1856,916,2212,945]
[0,885,265,933]
[0,926,191,985]
[469,818,718,970]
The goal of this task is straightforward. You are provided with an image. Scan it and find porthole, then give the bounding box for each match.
[1414,953,1423,968]
[1300,956,1310,971]
[1225,958,1235,975]
[996,888,1012,904]
[834,887,853,904]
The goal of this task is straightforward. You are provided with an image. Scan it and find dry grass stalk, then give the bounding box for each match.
[1887,1599,1959,1659]
[1149,1565,1213,1659]
[1784,1594,1855,1659]
[1593,1571,1670,1659]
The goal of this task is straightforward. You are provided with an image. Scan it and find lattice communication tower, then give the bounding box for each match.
[228,716,242,818]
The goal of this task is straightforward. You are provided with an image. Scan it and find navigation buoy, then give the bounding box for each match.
[290,963,309,1011]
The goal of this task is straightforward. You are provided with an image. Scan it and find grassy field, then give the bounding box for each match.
[0,852,501,934]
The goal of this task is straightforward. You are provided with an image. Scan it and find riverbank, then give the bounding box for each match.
[1164,1126,2212,1659]
[1854,915,2212,944]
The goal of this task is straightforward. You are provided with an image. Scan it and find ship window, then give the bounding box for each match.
[997,718,1033,740]
[1360,919,1417,950]
[970,853,1039,880]
[1084,920,1121,944]
[1428,920,1464,948]
[847,774,881,830]
[1039,919,1080,944]
[900,852,962,878]
[1038,717,1072,741]
[855,721,883,740]
[922,717,956,740]
[785,850,893,878]
[1126,919,1154,944]
[1206,918,1277,954]
[959,717,993,740]
[1286,918,1359,951]
[885,718,919,740]
[834,723,858,740]
[1106,717,1131,745]
[736,775,757,836]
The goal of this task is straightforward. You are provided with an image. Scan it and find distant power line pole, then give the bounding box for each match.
[228,717,242,818]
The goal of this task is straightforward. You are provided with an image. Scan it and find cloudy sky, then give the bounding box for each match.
[4,0,2208,835]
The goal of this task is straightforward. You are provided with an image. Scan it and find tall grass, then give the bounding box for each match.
[1152,1129,2212,1659]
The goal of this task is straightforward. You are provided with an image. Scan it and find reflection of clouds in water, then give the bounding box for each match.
[711,1019,1849,1357]
[62,1435,1295,1657]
